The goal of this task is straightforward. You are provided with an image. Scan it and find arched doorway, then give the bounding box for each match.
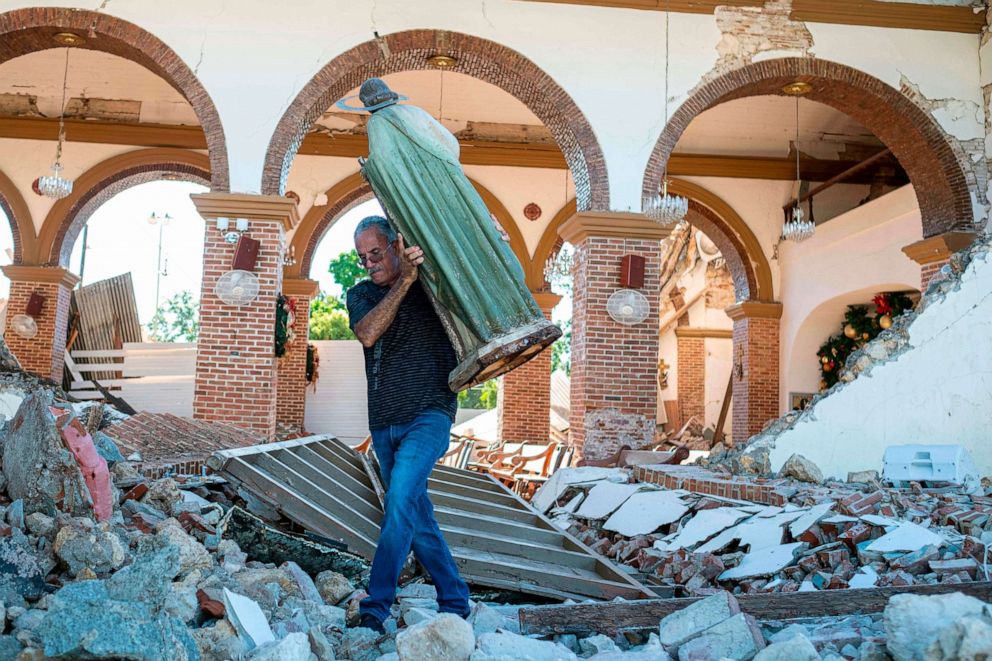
[262,29,607,211]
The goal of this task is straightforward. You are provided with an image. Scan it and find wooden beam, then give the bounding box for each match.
[519,581,992,636]
[0,115,908,183]
[520,0,984,33]
[521,0,764,15]
[790,0,985,34]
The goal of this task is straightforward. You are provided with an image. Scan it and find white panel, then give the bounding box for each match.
[305,340,369,444]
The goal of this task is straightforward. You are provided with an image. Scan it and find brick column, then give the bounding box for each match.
[726,301,782,446]
[675,327,706,426]
[902,231,975,291]
[276,277,319,435]
[560,211,668,461]
[1,266,79,381]
[496,290,561,443]
[190,193,298,440]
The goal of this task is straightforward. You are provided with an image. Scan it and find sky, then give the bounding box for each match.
[0,184,571,334]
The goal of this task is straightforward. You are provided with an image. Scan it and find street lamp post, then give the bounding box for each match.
[147,212,172,309]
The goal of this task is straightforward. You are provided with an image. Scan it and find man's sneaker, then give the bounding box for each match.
[358,613,385,634]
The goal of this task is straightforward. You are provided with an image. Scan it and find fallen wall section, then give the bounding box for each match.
[745,233,992,479]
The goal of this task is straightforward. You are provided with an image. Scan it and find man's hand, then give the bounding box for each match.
[397,233,424,285]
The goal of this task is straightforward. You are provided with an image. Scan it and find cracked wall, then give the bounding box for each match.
[740,231,992,478]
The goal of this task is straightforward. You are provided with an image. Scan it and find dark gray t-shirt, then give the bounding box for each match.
[346,280,458,430]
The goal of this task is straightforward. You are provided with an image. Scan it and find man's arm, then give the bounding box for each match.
[351,235,424,348]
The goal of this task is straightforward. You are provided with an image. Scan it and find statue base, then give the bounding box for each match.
[448,319,562,392]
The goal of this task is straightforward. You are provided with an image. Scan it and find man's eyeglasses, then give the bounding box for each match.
[357,243,395,266]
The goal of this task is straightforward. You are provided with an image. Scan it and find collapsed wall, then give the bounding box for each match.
[742,232,992,479]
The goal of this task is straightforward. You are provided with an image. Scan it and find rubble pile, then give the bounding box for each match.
[538,464,992,599]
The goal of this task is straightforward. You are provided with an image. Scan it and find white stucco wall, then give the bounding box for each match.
[0,1,980,209]
[777,185,923,407]
[754,235,992,479]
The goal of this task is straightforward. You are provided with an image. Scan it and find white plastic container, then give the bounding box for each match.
[882,444,979,485]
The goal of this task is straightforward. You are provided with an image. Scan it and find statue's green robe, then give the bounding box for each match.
[361,103,558,389]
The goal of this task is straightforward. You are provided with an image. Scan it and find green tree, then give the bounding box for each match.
[147,290,199,342]
[328,250,365,291]
[551,319,571,375]
[457,378,498,410]
[309,293,356,340]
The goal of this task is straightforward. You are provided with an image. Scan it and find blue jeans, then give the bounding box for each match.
[359,409,470,622]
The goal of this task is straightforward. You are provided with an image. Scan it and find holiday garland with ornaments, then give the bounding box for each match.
[274,293,298,358]
[817,292,914,389]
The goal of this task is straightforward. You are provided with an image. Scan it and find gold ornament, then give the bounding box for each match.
[819,379,828,389]
[821,356,829,364]
[862,332,870,340]
[824,362,833,372]
[879,314,892,330]
[844,324,857,339]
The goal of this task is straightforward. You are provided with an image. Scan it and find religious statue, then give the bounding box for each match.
[340,78,561,391]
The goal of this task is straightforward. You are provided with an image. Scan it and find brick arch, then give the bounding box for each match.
[0,168,36,264]
[38,149,210,266]
[0,7,228,191]
[643,58,974,239]
[668,178,773,303]
[262,29,608,211]
[291,172,531,280]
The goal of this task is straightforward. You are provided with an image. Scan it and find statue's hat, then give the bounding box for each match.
[336,78,408,113]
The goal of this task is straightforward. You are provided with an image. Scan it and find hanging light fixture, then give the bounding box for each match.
[38,47,74,200]
[782,81,815,242]
[645,4,687,227]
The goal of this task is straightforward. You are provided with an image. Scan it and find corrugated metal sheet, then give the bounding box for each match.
[69,273,143,381]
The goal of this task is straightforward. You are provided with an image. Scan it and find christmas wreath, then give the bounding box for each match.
[817,292,913,389]
[274,294,298,358]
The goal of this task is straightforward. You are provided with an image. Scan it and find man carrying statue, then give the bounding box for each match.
[341,78,560,631]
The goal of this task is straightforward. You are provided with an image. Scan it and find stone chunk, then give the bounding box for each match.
[753,633,818,661]
[658,591,740,648]
[0,537,46,601]
[53,519,127,576]
[847,470,880,484]
[38,579,199,660]
[468,602,513,636]
[247,631,312,661]
[778,454,823,484]
[676,612,765,661]
[926,614,992,660]
[155,518,213,575]
[884,592,986,661]
[396,612,474,661]
[2,393,96,518]
[474,631,577,660]
[143,479,183,515]
[316,570,354,605]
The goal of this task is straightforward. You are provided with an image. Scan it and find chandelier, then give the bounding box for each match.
[544,245,573,287]
[645,5,687,227]
[38,48,74,200]
[781,83,815,242]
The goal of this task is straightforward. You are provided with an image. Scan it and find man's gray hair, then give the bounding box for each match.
[354,215,397,243]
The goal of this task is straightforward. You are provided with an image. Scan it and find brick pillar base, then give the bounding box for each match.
[560,211,668,461]
[276,278,318,434]
[727,301,782,446]
[191,193,298,440]
[675,328,705,426]
[2,266,79,382]
[497,291,561,443]
[902,231,976,292]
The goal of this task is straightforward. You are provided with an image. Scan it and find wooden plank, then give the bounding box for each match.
[521,0,983,32]
[713,370,733,445]
[70,349,126,359]
[71,362,129,372]
[246,452,383,531]
[519,581,992,636]
[211,435,657,601]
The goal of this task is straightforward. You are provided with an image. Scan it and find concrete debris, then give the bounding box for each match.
[752,633,819,661]
[884,592,987,660]
[658,591,740,647]
[560,462,992,598]
[574,482,650,520]
[395,612,475,660]
[531,467,629,514]
[779,454,824,484]
[675,611,765,661]
[603,490,688,537]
